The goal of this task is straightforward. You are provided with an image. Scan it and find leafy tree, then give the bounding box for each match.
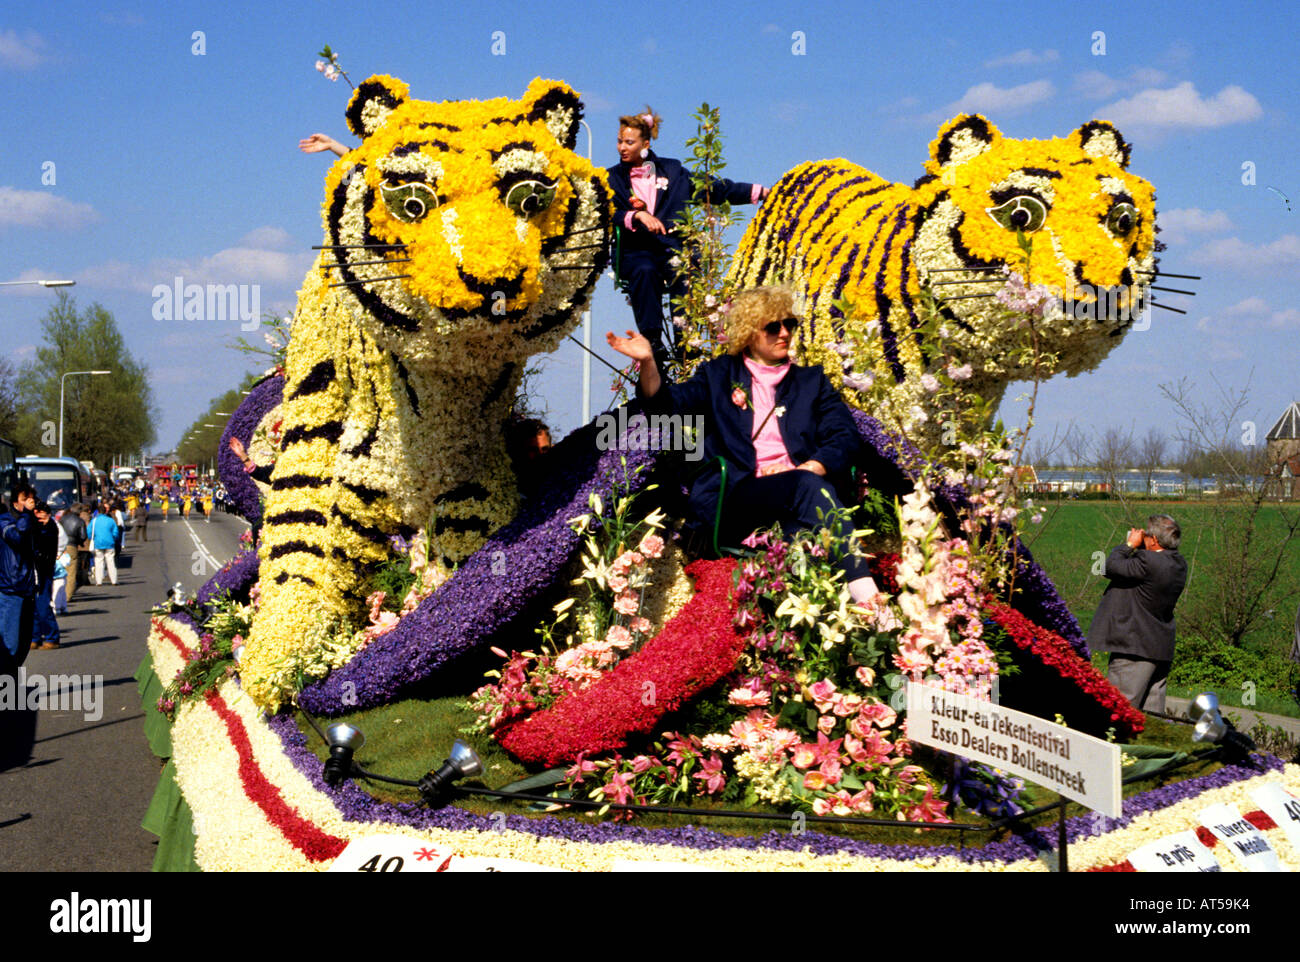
[0,356,19,442]
[14,292,157,467]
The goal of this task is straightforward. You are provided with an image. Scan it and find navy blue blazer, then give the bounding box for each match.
[638,353,861,526]
[606,151,756,254]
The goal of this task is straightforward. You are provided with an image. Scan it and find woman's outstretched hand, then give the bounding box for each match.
[606,329,653,363]
[606,329,660,396]
[299,133,347,157]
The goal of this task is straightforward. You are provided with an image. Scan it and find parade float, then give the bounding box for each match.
[137,76,1300,872]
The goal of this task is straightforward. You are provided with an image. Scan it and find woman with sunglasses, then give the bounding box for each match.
[607,285,881,604]
[608,108,768,373]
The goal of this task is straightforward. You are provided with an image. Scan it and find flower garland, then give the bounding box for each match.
[165,667,1300,871]
[217,373,283,525]
[986,602,1144,739]
[496,559,746,766]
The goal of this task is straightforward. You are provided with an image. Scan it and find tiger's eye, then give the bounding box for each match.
[986,195,1048,233]
[505,179,557,216]
[1107,202,1138,235]
[380,181,439,222]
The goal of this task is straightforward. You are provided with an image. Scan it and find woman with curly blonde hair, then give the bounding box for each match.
[607,285,881,603]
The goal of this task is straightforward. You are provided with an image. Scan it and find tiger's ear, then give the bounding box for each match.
[1072,120,1132,169]
[929,114,1001,170]
[346,74,411,139]
[523,78,583,151]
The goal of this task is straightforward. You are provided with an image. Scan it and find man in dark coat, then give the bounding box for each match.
[0,483,37,673]
[1087,514,1188,712]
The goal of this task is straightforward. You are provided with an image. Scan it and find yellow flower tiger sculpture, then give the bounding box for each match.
[243,75,610,710]
[730,114,1160,433]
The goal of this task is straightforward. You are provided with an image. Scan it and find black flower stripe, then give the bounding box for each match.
[268,541,325,560]
[274,572,318,587]
[434,515,493,536]
[437,481,491,504]
[264,509,330,527]
[332,505,389,543]
[282,421,344,446]
[341,480,387,502]
[289,359,336,400]
[271,474,328,491]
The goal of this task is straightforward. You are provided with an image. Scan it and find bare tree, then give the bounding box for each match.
[1061,423,1091,469]
[1136,426,1168,497]
[1159,375,1300,649]
[1092,425,1135,497]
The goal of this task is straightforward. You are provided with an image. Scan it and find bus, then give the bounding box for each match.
[16,456,93,512]
[0,437,15,505]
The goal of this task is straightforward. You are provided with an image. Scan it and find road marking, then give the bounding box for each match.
[184,519,223,574]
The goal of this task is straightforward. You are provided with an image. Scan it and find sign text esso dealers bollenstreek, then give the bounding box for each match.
[906,681,1122,817]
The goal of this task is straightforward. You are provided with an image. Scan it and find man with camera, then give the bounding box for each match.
[1087,514,1188,713]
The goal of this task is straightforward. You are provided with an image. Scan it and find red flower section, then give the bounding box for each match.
[204,688,347,862]
[498,560,747,767]
[986,603,1145,739]
[869,553,900,596]
[1195,825,1219,848]
[1244,809,1277,832]
[1087,861,1137,872]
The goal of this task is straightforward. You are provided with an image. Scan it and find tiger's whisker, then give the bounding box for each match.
[1150,301,1187,315]
[548,265,597,271]
[322,258,412,269]
[1135,270,1200,280]
[929,278,1005,286]
[940,293,996,301]
[328,274,411,289]
[922,266,1005,273]
[1147,285,1196,296]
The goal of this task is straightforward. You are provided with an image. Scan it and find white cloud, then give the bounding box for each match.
[0,187,98,229]
[238,226,293,249]
[985,48,1059,68]
[0,29,47,70]
[1190,233,1300,270]
[78,231,315,294]
[761,23,780,34]
[1195,296,1300,333]
[933,80,1055,119]
[1156,207,1233,244]
[1098,82,1262,132]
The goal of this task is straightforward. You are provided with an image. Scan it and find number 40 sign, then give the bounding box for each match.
[326,834,566,873]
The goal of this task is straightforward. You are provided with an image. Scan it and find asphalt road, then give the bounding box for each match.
[0,505,247,871]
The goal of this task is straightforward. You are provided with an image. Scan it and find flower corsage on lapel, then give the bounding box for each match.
[730,382,750,410]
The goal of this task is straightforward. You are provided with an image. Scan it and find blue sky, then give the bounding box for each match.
[3,0,1297,458]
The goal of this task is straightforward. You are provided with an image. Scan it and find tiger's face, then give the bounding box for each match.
[322,76,610,363]
[910,115,1158,375]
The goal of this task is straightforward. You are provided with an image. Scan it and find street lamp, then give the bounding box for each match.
[0,278,76,288]
[59,370,111,458]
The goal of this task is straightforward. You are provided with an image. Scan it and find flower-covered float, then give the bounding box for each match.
[138,91,1299,872]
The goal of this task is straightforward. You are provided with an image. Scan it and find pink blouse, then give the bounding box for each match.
[744,354,793,473]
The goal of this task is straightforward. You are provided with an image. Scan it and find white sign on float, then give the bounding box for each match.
[1197,803,1281,872]
[326,834,567,873]
[1250,783,1300,851]
[905,681,1123,817]
[1127,830,1223,872]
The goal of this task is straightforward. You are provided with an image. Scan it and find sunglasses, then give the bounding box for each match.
[763,317,799,337]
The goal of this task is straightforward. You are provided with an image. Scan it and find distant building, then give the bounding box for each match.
[1265,401,1300,499]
